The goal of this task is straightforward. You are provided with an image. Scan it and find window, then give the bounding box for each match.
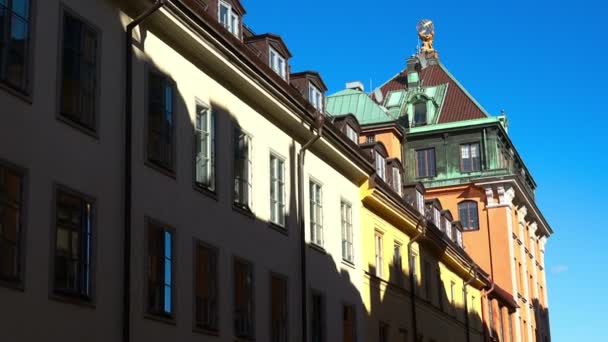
[488,299,494,337]
[234,129,252,210]
[342,304,356,342]
[53,188,94,300]
[415,148,436,178]
[413,102,427,126]
[147,72,175,172]
[379,322,389,342]
[59,12,99,132]
[234,258,254,339]
[218,1,239,37]
[0,0,30,93]
[195,105,215,190]
[416,190,424,215]
[0,163,23,284]
[269,47,286,79]
[270,274,288,342]
[195,242,218,332]
[375,152,386,181]
[345,125,358,143]
[508,313,514,342]
[392,167,402,196]
[460,143,481,173]
[311,291,325,342]
[341,201,354,263]
[433,207,440,227]
[410,251,418,289]
[450,281,456,307]
[499,306,506,342]
[458,201,479,231]
[309,181,323,246]
[269,154,286,226]
[374,232,383,278]
[147,222,174,317]
[424,261,432,301]
[456,229,463,247]
[393,242,402,285]
[309,83,323,112]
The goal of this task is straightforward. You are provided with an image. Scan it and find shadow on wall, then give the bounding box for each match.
[533,298,551,342]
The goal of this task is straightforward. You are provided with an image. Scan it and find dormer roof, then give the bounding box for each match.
[245,33,292,59]
[290,71,328,93]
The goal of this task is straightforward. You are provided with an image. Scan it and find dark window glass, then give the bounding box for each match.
[379,322,389,342]
[195,105,215,189]
[147,223,173,317]
[343,304,356,342]
[0,0,30,92]
[416,148,436,178]
[458,201,479,230]
[60,12,98,131]
[54,189,93,299]
[195,242,218,331]
[270,274,288,342]
[311,292,325,342]
[148,72,174,171]
[234,129,252,209]
[234,258,254,339]
[413,102,427,126]
[0,164,23,283]
[460,143,481,173]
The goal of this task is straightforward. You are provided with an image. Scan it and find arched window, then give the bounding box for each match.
[413,101,427,126]
[458,201,479,230]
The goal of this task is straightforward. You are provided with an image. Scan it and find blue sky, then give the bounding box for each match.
[243,0,607,340]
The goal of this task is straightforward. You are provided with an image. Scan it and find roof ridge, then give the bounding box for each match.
[435,61,491,119]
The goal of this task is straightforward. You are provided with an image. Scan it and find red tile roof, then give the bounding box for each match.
[379,64,488,124]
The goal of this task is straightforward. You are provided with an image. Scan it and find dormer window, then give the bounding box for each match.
[309,84,323,112]
[456,230,463,247]
[392,167,402,196]
[433,208,440,227]
[345,125,358,143]
[413,101,427,126]
[269,47,286,79]
[219,1,239,37]
[416,190,424,215]
[375,152,386,181]
[445,220,453,239]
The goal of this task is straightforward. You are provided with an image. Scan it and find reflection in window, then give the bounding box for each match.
[413,101,427,126]
[0,0,31,92]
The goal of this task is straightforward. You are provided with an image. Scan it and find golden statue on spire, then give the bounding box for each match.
[417,19,439,59]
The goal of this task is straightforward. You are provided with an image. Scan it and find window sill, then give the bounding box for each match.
[0,81,32,105]
[49,292,95,309]
[145,160,176,179]
[144,312,177,326]
[341,259,356,269]
[193,326,219,336]
[268,221,288,236]
[232,203,255,219]
[193,183,218,201]
[308,243,326,254]
[56,113,99,140]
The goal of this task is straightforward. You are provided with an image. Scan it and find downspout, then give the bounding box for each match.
[407,215,427,342]
[298,114,325,342]
[124,2,166,342]
[481,278,496,342]
[463,265,478,342]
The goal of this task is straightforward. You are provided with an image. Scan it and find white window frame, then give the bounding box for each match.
[341,200,354,263]
[433,208,440,227]
[345,125,358,143]
[446,220,453,240]
[309,180,323,246]
[308,83,323,112]
[195,104,215,190]
[234,129,253,210]
[269,153,286,226]
[374,231,384,278]
[375,152,386,181]
[218,1,239,37]
[416,190,424,215]
[269,47,286,80]
[392,167,402,196]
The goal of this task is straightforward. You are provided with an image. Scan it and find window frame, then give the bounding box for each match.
[50,184,96,304]
[145,68,177,176]
[311,290,326,342]
[308,83,323,112]
[374,151,386,181]
[233,128,253,212]
[309,179,324,247]
[458,200,480,231]
[269,152,286,228]
[393,241,403,286]
[56,6,102,136]
[0,159,27,290]
[269,46,286,80]
[415,148,436,178]
[144,218,176,320]
[193,239,219,334]
[342,302,357,342]
[218,0,239,37]
[0,0,34,98]
[413,101,427,126]
[459,142,482,173]
[345,125,358,143]
[392,167,402,196]
[374,230,384,278]
[233,256,255,340]
[270,272,288,342]
[194,101,216,193]
[340,199,354,264]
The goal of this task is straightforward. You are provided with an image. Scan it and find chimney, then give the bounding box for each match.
[346,81,365,92]
[406,55,421,88]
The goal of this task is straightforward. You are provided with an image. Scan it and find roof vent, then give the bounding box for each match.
[346,81,365,92]
[373,88,384,103]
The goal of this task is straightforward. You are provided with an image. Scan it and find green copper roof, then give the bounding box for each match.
[326,88,395,125]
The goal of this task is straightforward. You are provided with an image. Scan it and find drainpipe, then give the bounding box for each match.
[407,215,427,342]
[298,114,325,342]
[481,278,496,342]
[124,2,166,342]
[463,265,478,342]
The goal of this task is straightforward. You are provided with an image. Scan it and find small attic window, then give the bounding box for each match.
[413,101,427,126]
[219,1,239,37]
[385,91,404,108]
[374,151,386,181]
[309,83,323,112]
[345,125,358,143]
[269,47,286,79]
